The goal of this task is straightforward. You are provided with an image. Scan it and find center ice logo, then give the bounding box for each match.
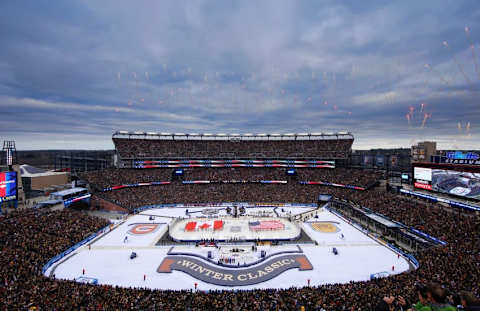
[128,224,159,235]
[157,255,313,286]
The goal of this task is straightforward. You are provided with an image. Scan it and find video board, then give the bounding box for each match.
[0,171,17,203]
[413,167,480,200]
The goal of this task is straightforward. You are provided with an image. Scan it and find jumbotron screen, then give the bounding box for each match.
[414,167,480,200]
[0,171,17,203]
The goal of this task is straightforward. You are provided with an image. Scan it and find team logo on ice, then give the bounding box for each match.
[310,222,340,233]
[128,224,159,235]
[157,255,313,286]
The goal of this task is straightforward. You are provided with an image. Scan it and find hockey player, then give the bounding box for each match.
[124,236,128,243]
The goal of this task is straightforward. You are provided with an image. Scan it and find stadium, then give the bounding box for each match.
[3,2,480,309]
[1,132,479,310]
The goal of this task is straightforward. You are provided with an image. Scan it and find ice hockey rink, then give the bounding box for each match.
[46,204,412,291]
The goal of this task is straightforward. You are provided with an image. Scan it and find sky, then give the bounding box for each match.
[1,1,480,150]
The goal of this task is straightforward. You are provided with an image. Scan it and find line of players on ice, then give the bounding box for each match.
[123,232,346,258]
[123,232,345,243]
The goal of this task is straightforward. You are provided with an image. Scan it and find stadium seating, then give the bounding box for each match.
[2,136,477,309]
[0,186,478,309]
[80,167,382,198]
[113,137,354,159]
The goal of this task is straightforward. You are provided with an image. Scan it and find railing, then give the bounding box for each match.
[400,189,480,212]
[325,204,420,269]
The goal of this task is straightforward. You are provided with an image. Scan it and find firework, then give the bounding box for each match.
[465,27,480,80]
[443,40,471,84]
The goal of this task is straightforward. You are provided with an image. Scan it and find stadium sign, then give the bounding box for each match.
[443,158,480,165]
[442,152,480,165]
[414,182,432,190]
[157,255,313,286]
[446,151,479,160]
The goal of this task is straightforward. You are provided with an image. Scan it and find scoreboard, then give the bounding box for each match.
[413,165,480,201]
[0,171,17,203]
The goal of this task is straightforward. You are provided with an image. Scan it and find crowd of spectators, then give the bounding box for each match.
[296,168,382,188]
[96,179,380,211]
[100,183,328,210]
[0,209,109,309]
[184,168,382,187]
[1,184,478,309]
[80,168,173,190]
[113,137,354,159]
[81,167,382,190]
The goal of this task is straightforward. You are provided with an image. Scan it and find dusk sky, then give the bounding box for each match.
[1,1,480,150]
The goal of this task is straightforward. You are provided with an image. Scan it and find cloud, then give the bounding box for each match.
[0,0,479,150]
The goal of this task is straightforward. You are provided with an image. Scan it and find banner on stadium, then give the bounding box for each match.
[432,154,480,165]
[134,159,335,169]
[136,163,335,169]
[413,182,432,190]
[400,189,480,212]
[221,180,250,184]
[136,159,335,164]
[102,181,171,192]
[300,181,366,191]
[181,180,289,184]
[64,194,91,207]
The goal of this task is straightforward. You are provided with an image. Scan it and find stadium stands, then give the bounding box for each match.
[1,134,476,310]
[80,167,382,199]
[112,132,354,160]
[0,186,478,309]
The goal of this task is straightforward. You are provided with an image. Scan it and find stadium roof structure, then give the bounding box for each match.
[50,187,87,197]
[19,164,67,178]
[112,131,354,140]
[20,164,47,175]
[365,213,402,228]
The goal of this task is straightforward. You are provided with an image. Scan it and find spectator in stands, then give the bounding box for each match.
[426,283,457,310]
[0,178,478,310]
[458,291,480,311]
[376,295,408,311]
[406,283,457,311]
[408,283,432,311]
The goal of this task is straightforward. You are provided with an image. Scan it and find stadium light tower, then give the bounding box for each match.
[2,140,17,171]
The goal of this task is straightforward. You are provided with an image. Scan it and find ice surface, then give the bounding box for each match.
[48,205,411,291]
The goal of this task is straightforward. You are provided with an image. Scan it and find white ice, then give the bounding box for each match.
[47,205,411,291]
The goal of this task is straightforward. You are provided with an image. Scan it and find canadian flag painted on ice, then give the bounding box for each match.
[198,223,211,230]
[185,220,223,231]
